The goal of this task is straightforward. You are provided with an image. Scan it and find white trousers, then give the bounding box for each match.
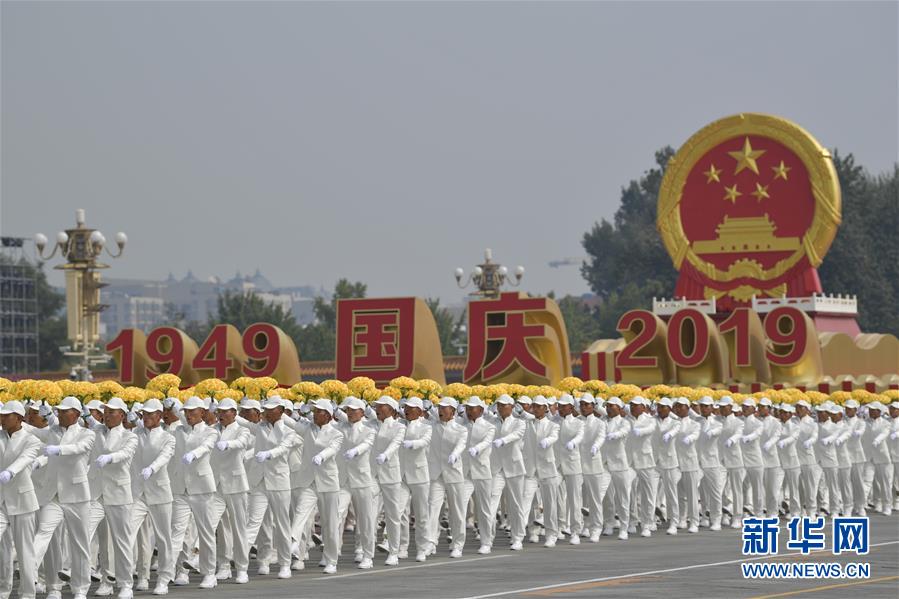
[428,479,467,551]
[820,467,843,515]
[317,490,341,567]
[33,500,92,595]
[677,469,701,526]
[171,493,226,576]
[632,467,659,529]
[849,463,866,514]
[0,508,37,599]
[401,481,431,553]
[469,477,495,547]
[799,464,823,515]
[726,467,745,521]
[218,492,249,572]
[743,467,764,515]
[492,474,526,544]
[782,467,801,515]
[378,482,409,556]
[872,463,894,509]
[131,499,173,583]
[605,469,634,530]
[764,467,784,516]
[700,466,725,525]
[562,473,584,535]
[103,503,136,591]
[658,467,681,525]
[343,486,377,559]
[582,472,611,533]
[536,476,561,539]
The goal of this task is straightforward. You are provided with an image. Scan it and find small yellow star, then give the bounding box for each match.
[751,182,770,201]
[704,163,722,183]
[728,137,766,175]
[772,160,791,180]
[723,184,742,203]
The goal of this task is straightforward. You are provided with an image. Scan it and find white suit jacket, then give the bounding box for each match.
[740,415,764,469]
[463,417,495,481]
[845,416,867,464]
[524,417,559,480]
[131,426,175,505]
[489,415,526,478]
[796,415,819,466]
[777,419,801,470]
[400,418,432,486]
[866,417,892,464]
[427,419,467,484]
[627,413,657,470]
[213,422,254,495]
[337,420,376,489]
[653,416,680,471]
[0,427,41,515]
[760,416,782,469]
[30,423,95,504]
[371,417,405,486]
[170,421,219,496]
[579,414,607,475]
[284,419,344,493]
[245,418,296,492]
[92,425,138,506]
[675,416,700,473]
[697,416,723,469]
[604,416,632,472]
[557,414,584,476]
[719,414,745,469]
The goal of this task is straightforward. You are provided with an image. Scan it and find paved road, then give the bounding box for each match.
[16,513,899,599]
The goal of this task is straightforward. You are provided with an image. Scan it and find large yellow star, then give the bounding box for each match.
[751,182,770,201]
[723,184,742,203]
[772,160,791,180]
[704,163,722,183]
[728,137,766,175]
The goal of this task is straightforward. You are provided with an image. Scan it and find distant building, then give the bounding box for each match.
[0,237,39,374]
[99,269,323,340]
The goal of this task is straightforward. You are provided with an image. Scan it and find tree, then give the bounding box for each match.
[555,295,602,354]
[295,279,367,361]
[427,297,466,356]
[214,291,305,340]
[580,147,678,337]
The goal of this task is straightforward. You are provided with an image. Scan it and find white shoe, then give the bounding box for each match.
[358,558,373,569]
[257,563,270,576]
[688,524,699,533]
[74,595,87,599]
[450,548,463,558]
[183,556,200,572]
[477,544,491,555]
[385,554,399,566]
[323,564,337,574]
[510,541,523,551]
[117,589,134,599]
[48,592,63,599]
[641,529,651,538]
[95,582,115,596]
[731,521,742,529]
[153,583,169,595]
[291,558,305,571]
[589,532,600,543]
[235,571,248,584]
[528,533,540,543]
[277,566,292,579]
[199,575,217,589]
[544,536,557,548]
[627,524,637,534]
[569,534,580,545]
[666,525,678,535]
[398,549,409,559]
[710,522,722,532]
[215,568,232,581]
[602,525,615,536]
[136,578,149,591]
[318,558,328,567]
[37,582,48,594]
[173,571,190,586]
[618,531,629,541]
[354,551,364,564]
[416,551,427,562]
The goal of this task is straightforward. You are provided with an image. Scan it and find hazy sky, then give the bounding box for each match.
[2,1,897,304]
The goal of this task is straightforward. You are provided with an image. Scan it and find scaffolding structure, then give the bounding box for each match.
[0,237,40,374]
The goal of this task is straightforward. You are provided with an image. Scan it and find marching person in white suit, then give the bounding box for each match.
[578,393,609,543]
[31,396,95,599]
[524,396,561,547]
[335,396,377,569]
[843,399,868,515]
[739,399,765,517]
[653,397,681,535]
[816,402,843,517]
[757,398,784,518]
[399,397,433,561]
[169,396,226,590]
[775,404,802,518]
[673,397,701,533]
[717,397,745,528]
[211,398,254,583]
[462,396,496,555]
[488,394,527,551]
[91,397,139,599]
[130,399,176,596]
[603,397,633,540]
[627,396,658,537]
[426,397,469,558]
[696,396,725,530]
[556,394,585,544]
[865,402,893,515]
[795,400,822,518]
[371,396,407,566]
[0,401,42,599]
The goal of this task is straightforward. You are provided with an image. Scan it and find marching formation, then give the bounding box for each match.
[1,379,898,599]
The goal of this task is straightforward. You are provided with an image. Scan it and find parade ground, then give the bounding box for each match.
[33,513,892,599]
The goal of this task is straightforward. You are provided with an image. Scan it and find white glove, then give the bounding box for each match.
[312,454,324,466]
[216,440,230,451]
[31,461,42,471]
[891,431,899,440]
[681,435,694,445]
[539,438,552,449]
[96,454,113,468]
[803,439,814,449]
[376,453,388,465]
[45,445,61,456]
[763,440,777,452]
[493,438,505,448]
[565,441,576,451]
[0,470,12,484]
[777,440,787,449]
[590,444,599,456]
[853,430,864,437]
[448,453,459,465]
[140,467,154,480]
[835,437,845,446]
[725,438,735,448]
[255,451,272,463]
[403,440,414,449]
[662,432,674,443]
[822,438,832,446]
[741,435,752,444]
[468,446,480,457]
[181,452,196,465]
[344,448,358,460]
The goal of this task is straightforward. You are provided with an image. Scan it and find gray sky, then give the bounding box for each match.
[2,1,897,304]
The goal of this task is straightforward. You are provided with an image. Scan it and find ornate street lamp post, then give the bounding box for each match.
[454,248,524,299]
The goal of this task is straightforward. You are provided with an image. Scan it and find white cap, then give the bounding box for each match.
[657,397,674,408]
[796,399,811,409]
[780,403,795,413]
[280,397,294,410]
[240,399,262,412]
[437,397,458,409]
[578,393,595,404]
[373,396,399,411]
[163,397,181,409]
[844,399,860,409]
[557,394,576,407]
[630,395,648,406]
[866,401,885,411]
[718,396,734,406]
[533,395,551,407]
[404,397,424,410]
[311,399,334,415]
[495,394,515,405]
[516,396,533,406]
[606,397,624,408]
[106,397,129,412]
[262,397,283,410]
[58,396,83,412]
[183,396,206,411]
[890,401,899,409]
[741,398,756,408]
[758,397,773,407]
[698,396,714,406]
[0,400,26,416]
[218,398,238,411]
[827,404,843,415]
[674,397,691,406]
[86,399,105,412]
[141,398,163,413]
[464,396,486,408]
[342,397,366,410]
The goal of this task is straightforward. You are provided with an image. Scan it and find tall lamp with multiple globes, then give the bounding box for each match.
[454,248,524,299]
[34,209,127,380]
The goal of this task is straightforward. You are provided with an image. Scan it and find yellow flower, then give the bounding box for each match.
[0,378,13,393]
[362,387,382,403]
[98,380,125,401]
[120,386,147,405]
[147,374,182,393]
[347,377,377,396]
[417,379,443,397]
[505,384,526,399]
[145,389,164,401]
[381,386,403,401]
[290,382,324,402]
[443,383,472,401]
[557,377,585,393]
[582,380,610,395]
[214,389,243,401]
[321,379,350,401]
[194,378,228,398]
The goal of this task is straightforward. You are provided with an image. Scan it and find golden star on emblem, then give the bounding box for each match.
[772,160,791,180]
[704,163,722,183]
[728,137,766,175]
[751,182,770,201]
[723,184,742,203]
